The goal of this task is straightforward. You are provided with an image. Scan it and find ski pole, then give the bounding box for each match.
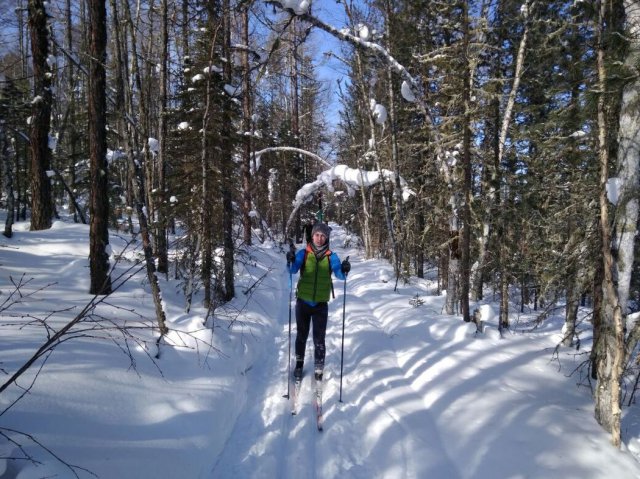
[339,256,349,403]
[284,244,294,399]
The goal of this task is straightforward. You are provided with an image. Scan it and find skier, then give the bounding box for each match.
[286,222,351,382]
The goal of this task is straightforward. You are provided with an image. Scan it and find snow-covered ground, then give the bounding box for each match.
[1,218,639,478]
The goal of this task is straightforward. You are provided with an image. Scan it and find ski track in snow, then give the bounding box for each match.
[4,219,640,478]
[209,240,461,478]
[337,267,461,478]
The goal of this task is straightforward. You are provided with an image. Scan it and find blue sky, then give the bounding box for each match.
[308,1,357,130]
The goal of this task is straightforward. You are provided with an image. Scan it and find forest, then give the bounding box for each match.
[1,0,639,452]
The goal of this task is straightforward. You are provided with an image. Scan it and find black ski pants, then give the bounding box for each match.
[294,299,328,371]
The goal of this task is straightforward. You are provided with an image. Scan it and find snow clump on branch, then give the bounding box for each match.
[280,0,311,15]
[292,164,415,209]
[357,24,370,40]
[401,80,416,102]
[369,99,387,125]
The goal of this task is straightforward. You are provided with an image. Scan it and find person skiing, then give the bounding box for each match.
[286,222,351,382]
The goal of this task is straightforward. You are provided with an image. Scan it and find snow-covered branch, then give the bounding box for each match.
[294,164,413,207]
[284,164,414,235]
[252,146,332,169]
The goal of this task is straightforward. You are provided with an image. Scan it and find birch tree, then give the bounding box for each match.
[593,0,625,448]
[616,0,640,348]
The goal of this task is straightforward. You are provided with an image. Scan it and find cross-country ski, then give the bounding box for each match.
[315,379,324,431]
[291,375,302,416]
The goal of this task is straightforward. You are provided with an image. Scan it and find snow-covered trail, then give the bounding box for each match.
[207,249,294,478]
[209,237,361,479]
[323,259,461,478]
[209,234,461,478]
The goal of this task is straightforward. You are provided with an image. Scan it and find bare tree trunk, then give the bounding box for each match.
[241,4,253,246]
[15,1,28,222]
[460,0,472,323]
[111,0,168,336]
[593,0,624,446]
[200,21,220,309]
[616,0,640,338]
[156,0,169,275]
[446,226,460,316]
[562,225,581,346]
[383,0,406,288]
[353,43,381,260]
[2,129,14,237]
[221,0,235,301]
[591,240,604,379]
[563,282,580,347]
[87,0,112,295]
[64,0,79,223]
[27,0,53,231]
[386,59,404,281]
[499,268,509,331]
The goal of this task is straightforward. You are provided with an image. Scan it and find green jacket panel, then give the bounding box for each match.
[296,250,332,303]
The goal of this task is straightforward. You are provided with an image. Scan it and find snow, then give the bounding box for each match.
[224,84,242,97]
[203,65,223,75]
[279,0,310,15]
[358,24,370,40]
[0,217,639,478]
[292,164,415,209]
[106,148,126,163]
[607,177,622,204]
[372,103,387,125]
[570,129,587,138]
[148,137,159,155]
[48,134,57,151]
[401,80,416,103]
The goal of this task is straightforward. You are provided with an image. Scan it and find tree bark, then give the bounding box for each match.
[222,0,235,301]
[241,4,253,246]
[460,0,472,322]
[593,0,624,446]
[2,129,14,238]
[27,0,53,231]
[87,0,112,295]
[616,0,640,332]
[156,0,169,275]
[110,0,167,335]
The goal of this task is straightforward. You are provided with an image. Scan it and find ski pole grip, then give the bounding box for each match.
[342,256,351,276]
[287,242,295,267]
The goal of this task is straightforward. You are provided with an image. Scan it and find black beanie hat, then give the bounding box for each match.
[311,222,331,238]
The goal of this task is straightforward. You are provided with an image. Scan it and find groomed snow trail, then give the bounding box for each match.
[209,237,461,479]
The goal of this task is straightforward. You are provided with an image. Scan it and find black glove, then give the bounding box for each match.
[286,246,296,264]
[341,258,351,275]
